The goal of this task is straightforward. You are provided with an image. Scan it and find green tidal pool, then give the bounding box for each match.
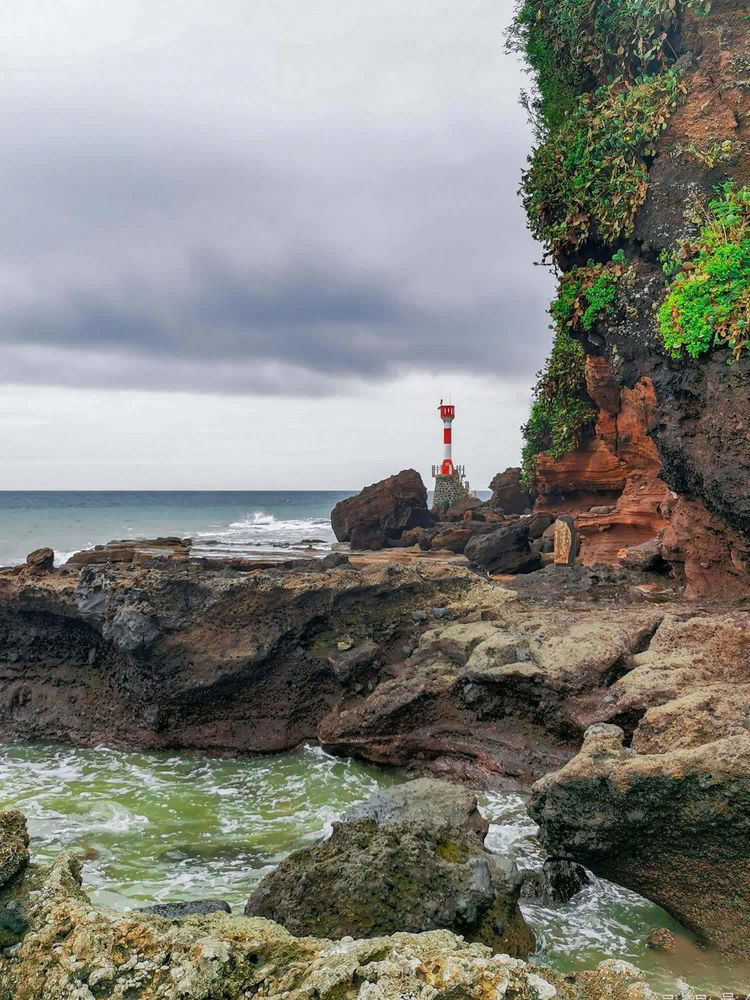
[0,742,746,995]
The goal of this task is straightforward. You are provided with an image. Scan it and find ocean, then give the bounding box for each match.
[0,491,354,568]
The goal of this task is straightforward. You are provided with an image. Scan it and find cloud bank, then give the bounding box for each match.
[0,0,553,397]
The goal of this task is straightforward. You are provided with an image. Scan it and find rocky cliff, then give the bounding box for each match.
[513,0,750,599]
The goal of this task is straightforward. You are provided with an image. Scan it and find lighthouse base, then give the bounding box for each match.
[432,472,471,513]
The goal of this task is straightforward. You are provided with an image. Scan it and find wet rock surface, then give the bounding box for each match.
[519,860,590,906]
[0,830,668,1000]
[245,778,535,957]
[530,724,750,957]
[135,900,232,918]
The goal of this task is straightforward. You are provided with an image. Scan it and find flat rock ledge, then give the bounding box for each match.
[0,813,685,1000]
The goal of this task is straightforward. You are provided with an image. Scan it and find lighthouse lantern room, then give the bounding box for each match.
[432,400,471,512]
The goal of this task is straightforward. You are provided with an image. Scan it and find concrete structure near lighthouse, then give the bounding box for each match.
[432,400,471,512]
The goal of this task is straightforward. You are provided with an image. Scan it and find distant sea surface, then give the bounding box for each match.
[0,491,355,567]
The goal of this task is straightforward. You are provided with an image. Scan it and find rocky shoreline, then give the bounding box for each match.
[0,813,674,1000]
[1,531,749,986]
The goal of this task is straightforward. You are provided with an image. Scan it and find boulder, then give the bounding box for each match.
[400,526,435,549]
[489,468,531,515]
[331,470,432,550]
[526,512,554,540]
[519,860,589,905]
[430,522,495,554]
[244,778,535,957]
[464,523,540,575]
[618,536,666,572]
[443,496,484,522]
[529,723,750,956]
[25,547,54,572]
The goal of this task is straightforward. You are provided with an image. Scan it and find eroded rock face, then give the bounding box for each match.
[526,5,750,600]
[245,779,535,957]
[319,584,666,787]
[0,558,472,755]
[530,724,750,957]
[331,470,432,550]
[0,843,665,1000]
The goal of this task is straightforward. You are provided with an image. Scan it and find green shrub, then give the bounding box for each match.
[659,184,750,359]
[521,257,631,486]
[522,71,684,255]
[521,328,595,488]
[509,0,710,107]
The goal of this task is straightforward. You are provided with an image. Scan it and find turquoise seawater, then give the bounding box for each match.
[0,490,353,566]
[0,742,747,994]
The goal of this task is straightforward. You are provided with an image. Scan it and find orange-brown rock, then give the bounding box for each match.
[535,361,670,566]
[662,497,750,601]
[577,475,673,566]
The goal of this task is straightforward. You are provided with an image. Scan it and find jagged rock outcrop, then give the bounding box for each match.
[319,580,667,786]
[0,818,670,1000]
[245,779,535,957]
[529,723,750,958]
[0,558,472,755]
[331,469,432,550]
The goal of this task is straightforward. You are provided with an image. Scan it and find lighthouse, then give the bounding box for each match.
[432,400,471,512]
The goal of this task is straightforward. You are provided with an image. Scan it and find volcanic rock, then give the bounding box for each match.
[519,860,590,906]
[319,589,664,786]
[526,512,554,541]
[430,522,495,554]
[489,468,531,514]
[529,723,750,956]
[330,469,432,550]
[442,496,484,521]
[618,536,666,572]
[464,522,540,575]
[0,812,29,889]
[245,778,535,957]
[0,558,472,755]
[136,900,232,918]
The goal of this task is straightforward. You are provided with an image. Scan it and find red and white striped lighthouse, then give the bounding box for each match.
[432,399,470,511]
[439,402,455,476]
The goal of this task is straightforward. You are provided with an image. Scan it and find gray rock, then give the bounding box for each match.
[618,536,666,572]
[245,778,535,957]
[526,512,554,540]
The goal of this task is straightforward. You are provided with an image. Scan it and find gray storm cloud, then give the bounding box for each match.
[0,0,554,396]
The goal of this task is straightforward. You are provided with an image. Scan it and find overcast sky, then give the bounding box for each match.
[0,0,554,490]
